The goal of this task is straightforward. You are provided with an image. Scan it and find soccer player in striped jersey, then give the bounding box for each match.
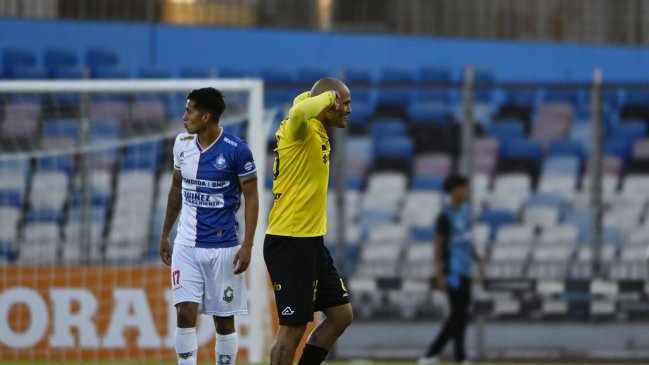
[160,88,259,365]
[265,77,353,365]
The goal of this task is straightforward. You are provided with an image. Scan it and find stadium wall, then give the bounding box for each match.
[3,17,649,82]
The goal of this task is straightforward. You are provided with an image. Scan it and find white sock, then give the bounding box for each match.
[216,332,238,365]
[175,327,198,365]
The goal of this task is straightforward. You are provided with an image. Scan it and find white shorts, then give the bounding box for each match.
[171,244,248,316]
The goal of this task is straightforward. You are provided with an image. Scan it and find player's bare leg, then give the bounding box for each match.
[270,323,307,365]
[213,315,239,365]
[175,302,200,365]
[304,303,353,350]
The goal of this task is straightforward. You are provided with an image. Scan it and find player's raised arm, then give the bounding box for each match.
[287,90,338,139]
[160,169,182,266]
[234,172,259,274]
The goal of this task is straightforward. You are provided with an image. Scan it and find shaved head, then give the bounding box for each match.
[310,77,349,97]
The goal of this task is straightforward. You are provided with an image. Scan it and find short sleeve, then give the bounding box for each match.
[435,213,450,237]
[172,138,181,170]
[235,142,256,177]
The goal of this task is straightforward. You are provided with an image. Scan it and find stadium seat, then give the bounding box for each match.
[486,121,525,143]
[632,138,649,159]
[216,67,252,78]
[484,192,526,213]
[501,138,543,162]
[41,119,79,149]
[527,244,573,279]
[121,140,163,171]
[479,209,517,240]
[44,48,78,74]
[563,208,594,243]
[36,155,74,175]
[355,243,402,277]
[3,48,36,76]
[296,67,333,85]
[373,137,414,173]
[89,100,128,120]
[539,175,577,201]
[548,140,586,165]
[12,65,48,79]
[489,243,529,278]
[0,101,41,144]
[29,171,69,211]
[366,223,409,245]
[493,172,532,196]
[92,66,130,79]
[400,243,436,280]
[401,190,442,228]
[0,207,21,247]
[604,137,633,162]
[539,224,579,246]
[369,118,407,140]
[52,66,85,79]
[19,222,60,264]
[25,208,64,225]
[130,99,167,132]
[544,89,582,106]
[495,224,536,246]
[377,67,414,105]
[413,153,452,178]
[611,121,646,143]
[523,206,560,229]
[86,48,120,72]
[526,192,567,213]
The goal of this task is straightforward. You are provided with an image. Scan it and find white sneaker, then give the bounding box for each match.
[418,356,439,365]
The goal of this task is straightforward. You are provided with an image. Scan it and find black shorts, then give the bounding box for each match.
[264,234,350,325]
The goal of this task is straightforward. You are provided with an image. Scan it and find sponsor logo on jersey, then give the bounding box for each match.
[244,161,254,171]
[281,307,294,316]
[181,135,195,141]
[213,154,227,170]
[223,137,238,147]
[183,177,230,189]
[223,286,234,303]
[183,191,225,208]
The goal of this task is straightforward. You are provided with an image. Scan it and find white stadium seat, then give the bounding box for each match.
[29,171,69,210]
[401,191,442,227]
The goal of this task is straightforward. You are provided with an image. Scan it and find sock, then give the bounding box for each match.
[297,344,329,365]
[175,327,198,365]
[216,332,238,365]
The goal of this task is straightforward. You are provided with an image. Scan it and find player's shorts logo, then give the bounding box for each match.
[223,286,234,303]
[214,154,227,170]
[218,354,233,365]
[273,282,282,291]
[281,307,295,316]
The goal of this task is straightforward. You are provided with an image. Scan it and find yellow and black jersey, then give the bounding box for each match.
[266,91,335,237]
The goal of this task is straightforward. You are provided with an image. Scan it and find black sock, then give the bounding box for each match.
[297,344,329,365]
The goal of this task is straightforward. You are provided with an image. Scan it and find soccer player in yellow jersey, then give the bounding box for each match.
[264,77,353,365]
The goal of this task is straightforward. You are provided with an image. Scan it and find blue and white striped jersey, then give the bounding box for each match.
[172,130,256,248]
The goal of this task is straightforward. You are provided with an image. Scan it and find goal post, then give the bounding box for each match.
[0,79,271,362]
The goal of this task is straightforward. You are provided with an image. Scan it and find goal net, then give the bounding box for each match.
[0,79,271,362]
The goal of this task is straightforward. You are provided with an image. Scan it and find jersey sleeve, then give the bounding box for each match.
[235,142,257,178]
[285,91,335,140]
[172,136,181,170]
[436,213,450,237]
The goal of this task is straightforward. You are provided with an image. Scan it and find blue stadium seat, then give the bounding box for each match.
[12,66,48,79]
[412,175,444,191]
[52,66,85,79]
[611,121,646,142]
[44,48,77,74]
[407,100,452,124]
[418,66,453,84]
[604,137,633,162]
[542,156,580,178]
[0,190,22,208]
[3,48,36,76]
[42,119,79,139]
[0,157,31,182]
[463,68,494,102]
[36,155,74,175]
[369,119,407,140]
[487,121,525,142]
[548,140,586,165]
[25,208,64,225]
[86,48,120,72]
[410,226,435,241]
[121,141,163,171]
[505,90,538,107]
[501,138,543,162]
[90,119,122,140]
[378,67,414,105]
[138,67,172,78]
[374,136,413,161]
[408,68,453,123]
[623,90,649,106]
[563,208,593,243]
[479,209,517,240]
[358,211,395,236]
[179,67,214,78]
[569,123,592,155]
[526,192,567,213]
[296,67,333,85]
[347,137,374,163]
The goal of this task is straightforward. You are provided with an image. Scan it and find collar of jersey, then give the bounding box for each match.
[195,127,223,154]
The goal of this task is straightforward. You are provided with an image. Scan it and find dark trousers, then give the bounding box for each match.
[426,276,471,362]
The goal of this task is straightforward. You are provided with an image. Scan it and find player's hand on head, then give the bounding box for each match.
[233,243,252,274]
[160,236,172,266]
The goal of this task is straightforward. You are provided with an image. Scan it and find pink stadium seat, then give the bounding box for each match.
[632,138,649,159]
[89,101,128,120]
[414,153,452,177]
